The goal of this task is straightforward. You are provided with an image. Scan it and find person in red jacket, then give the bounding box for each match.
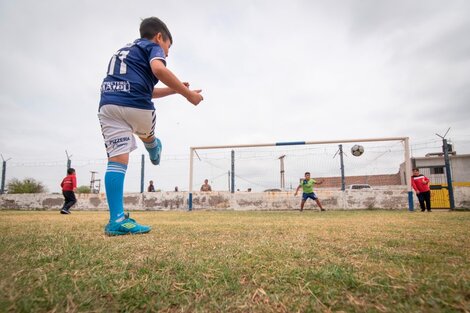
[411,168,431,212]
[60,168,77,214]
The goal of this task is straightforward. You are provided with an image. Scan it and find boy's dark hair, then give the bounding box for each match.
[67,168,75,175]
[305,172,310,175]
[140,17,173,43]
[412,168,419,171]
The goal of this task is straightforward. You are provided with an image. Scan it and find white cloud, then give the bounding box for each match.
[1,0,470,192]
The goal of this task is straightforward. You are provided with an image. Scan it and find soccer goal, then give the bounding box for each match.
[188,137,413,210]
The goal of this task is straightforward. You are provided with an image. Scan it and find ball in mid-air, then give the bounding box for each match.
[351,144,364,157]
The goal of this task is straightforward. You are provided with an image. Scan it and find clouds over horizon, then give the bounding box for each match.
[1,0,470,191]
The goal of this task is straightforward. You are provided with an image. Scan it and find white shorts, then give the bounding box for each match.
[98,104,156,158]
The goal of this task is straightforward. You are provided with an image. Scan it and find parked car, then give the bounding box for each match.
[348,184,371,190]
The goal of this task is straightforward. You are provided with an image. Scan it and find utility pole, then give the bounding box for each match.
[333,145,346,191]
[279,155,286,190]
[65,150,72,171]
[436,128,455,210]
[1,155,11,194]
[231,150,235,193]
[339,145,345,191]
[140,154,145,193]
[90,171,96,191]
[90,171,101,193]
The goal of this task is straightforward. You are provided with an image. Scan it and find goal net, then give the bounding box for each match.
[188,137,413,207]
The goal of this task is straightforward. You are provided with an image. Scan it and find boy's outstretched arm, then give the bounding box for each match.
[151,60,203,105]
[152,87,176,98]
[294,185,301,196]
[152,83,201,99]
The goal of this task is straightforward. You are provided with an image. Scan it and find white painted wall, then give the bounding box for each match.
[3,186,468,211]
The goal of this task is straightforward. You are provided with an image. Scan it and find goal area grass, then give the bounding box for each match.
[0,210,468,312]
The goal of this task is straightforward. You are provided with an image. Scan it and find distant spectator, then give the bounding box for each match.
[60,168,77,214]
[147,180,155,192]
[200,179,212,192]
[174,186,179,192]
[411,168,431,212]
[247,188,252,192]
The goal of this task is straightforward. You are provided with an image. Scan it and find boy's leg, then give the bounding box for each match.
[61,191,67,210]
[417,193,425,211]
[141,136,162,165]
[104,153,152,236]
[61,191,72,214]
[99,105,151,235]
[63,191,77,211]
[300,199,306,211]
[105,154,129,223]
[315,199,325,211]
[424,191,431,212]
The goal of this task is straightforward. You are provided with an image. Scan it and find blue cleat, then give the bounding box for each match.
[150,138,162,165]
[104,214,151,236]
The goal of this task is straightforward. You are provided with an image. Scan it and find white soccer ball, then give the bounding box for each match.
[351,144,364,157]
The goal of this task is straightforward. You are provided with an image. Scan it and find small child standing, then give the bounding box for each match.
[411,168,432,212]
[60,168,77,214]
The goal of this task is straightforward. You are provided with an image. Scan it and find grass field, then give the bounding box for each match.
[0,210,469,313]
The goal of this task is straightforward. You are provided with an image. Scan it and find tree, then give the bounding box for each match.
[76,185,91,194]
[7,178,47,194]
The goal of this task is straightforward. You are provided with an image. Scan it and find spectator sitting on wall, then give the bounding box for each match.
[147,180,155,192]
[200,179,212,192]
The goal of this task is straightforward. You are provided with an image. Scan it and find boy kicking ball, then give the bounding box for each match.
[294,172,325,212]
[98,17,203,236]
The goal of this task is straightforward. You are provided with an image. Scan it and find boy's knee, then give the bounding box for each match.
[109,153,129,165]
[140,135,155,143]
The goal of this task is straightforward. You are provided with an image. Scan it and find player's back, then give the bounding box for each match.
[100,39,166,110]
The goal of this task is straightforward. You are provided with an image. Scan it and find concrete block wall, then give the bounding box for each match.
[1,186,469,211]
[454,186,470,208]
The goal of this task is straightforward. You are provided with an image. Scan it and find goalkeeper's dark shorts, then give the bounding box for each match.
[302,192,318,201]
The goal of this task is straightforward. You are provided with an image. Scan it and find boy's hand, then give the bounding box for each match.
[182,82,203,105]
[151,62,203,104]
[186,90,203,105]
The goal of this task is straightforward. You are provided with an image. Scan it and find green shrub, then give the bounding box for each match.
[76,185,91,194]
[7,178,47,194]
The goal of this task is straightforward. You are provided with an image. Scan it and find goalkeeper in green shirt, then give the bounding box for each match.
[294,172,325,212]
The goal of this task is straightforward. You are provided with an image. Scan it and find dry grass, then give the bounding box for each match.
[0,210,469,312]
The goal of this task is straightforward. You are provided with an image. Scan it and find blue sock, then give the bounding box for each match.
[105,162,127,223]
[144,138,162,165]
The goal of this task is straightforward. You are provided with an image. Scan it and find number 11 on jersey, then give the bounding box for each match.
[108,50,130,75]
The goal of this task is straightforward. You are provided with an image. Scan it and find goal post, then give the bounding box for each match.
[188,137,414,211]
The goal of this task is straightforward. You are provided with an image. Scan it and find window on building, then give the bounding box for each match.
[431,167,444,174]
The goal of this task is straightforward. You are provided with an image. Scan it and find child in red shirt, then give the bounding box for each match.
[411,168,431,212]
[60,168,77,214]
